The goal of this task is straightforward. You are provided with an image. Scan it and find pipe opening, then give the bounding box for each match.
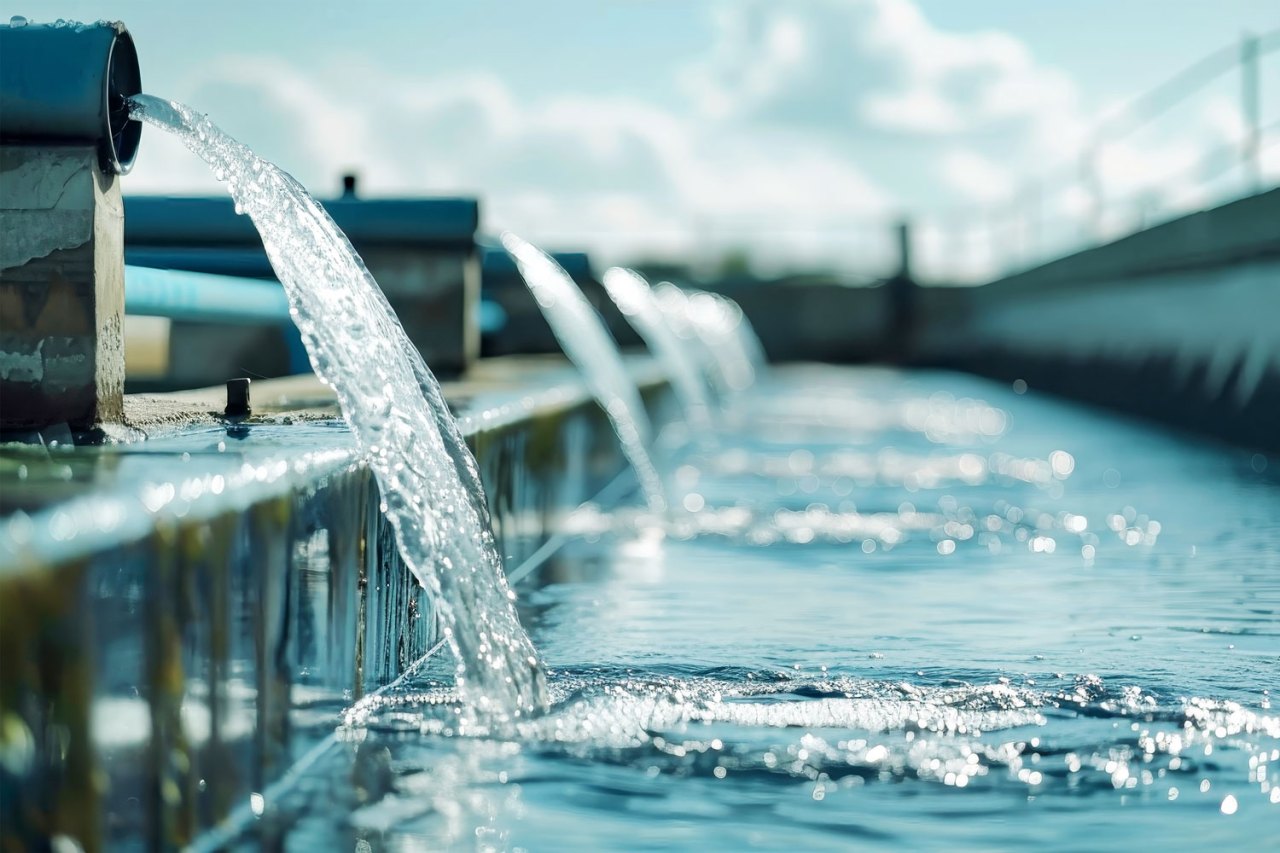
[105,26,141,174]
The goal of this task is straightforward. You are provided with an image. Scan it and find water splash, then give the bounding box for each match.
[601,267,716,437]
[128,95,547,719]
[502,233,667,512]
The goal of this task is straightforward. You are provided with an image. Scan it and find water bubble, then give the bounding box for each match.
[1049,451,1075,479]
[9,15,28,26]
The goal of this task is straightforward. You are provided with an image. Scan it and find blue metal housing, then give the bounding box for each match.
[124,196,480,249]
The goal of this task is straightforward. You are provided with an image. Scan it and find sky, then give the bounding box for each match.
[6,0,1279,278]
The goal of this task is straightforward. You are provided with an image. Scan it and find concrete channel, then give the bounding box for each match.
[0,358,670,850]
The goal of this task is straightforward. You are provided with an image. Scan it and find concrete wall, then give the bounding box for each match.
[912,189,1280,450]
[703,279,893,363]
[0,146,126,430]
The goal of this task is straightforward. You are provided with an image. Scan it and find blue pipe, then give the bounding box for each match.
[125,266,311,375]
[125,265,291,324]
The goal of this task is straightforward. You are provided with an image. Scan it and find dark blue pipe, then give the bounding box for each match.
[0,19,142,173]
[125,196,480,248]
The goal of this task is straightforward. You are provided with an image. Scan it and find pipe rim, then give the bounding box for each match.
[103,24,141,174]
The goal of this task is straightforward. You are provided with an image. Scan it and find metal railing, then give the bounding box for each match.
[912,29,1280,283]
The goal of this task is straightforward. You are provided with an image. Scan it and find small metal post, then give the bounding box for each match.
[1241,32,1261,192]
[225,377,252,418]
[887,219,916,361]
[895,220,913,282]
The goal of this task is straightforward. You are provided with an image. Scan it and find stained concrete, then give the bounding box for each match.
[0,357,668,850]
[0,146,126,429]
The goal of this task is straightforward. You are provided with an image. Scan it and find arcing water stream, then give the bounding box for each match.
[602,267,717,437]
[129,95,548,720]
[653,283,756,396]
[501,233,668,512]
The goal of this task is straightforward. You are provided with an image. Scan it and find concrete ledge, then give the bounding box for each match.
[985,188,1280,293]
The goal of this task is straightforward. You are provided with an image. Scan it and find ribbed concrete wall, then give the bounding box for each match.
[913,190,1280,450]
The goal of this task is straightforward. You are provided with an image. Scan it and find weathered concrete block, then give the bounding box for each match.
[0,146,125,429]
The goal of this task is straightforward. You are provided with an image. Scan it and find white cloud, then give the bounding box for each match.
[679,6,812,120]
[122,0,1265,279]
[940,149,1016,202]
[131,43,891,268]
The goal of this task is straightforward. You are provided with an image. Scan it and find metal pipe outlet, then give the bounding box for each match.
[0,18,142,174]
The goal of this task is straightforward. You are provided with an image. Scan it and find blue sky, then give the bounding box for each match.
[7,1,1278,276]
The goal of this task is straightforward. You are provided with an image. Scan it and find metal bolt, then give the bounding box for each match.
[225,377,251,418]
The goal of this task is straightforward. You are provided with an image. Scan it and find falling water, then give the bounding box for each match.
[654,284,756,395]
[128,95,548,719]
[719,292,769,382]
[601,267,716,437]
[692,290,765,393]
[501,233,667,512]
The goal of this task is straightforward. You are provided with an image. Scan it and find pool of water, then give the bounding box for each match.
[245,367,1278,852]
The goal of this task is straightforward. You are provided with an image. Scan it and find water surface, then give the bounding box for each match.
[262,367,1280,851]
